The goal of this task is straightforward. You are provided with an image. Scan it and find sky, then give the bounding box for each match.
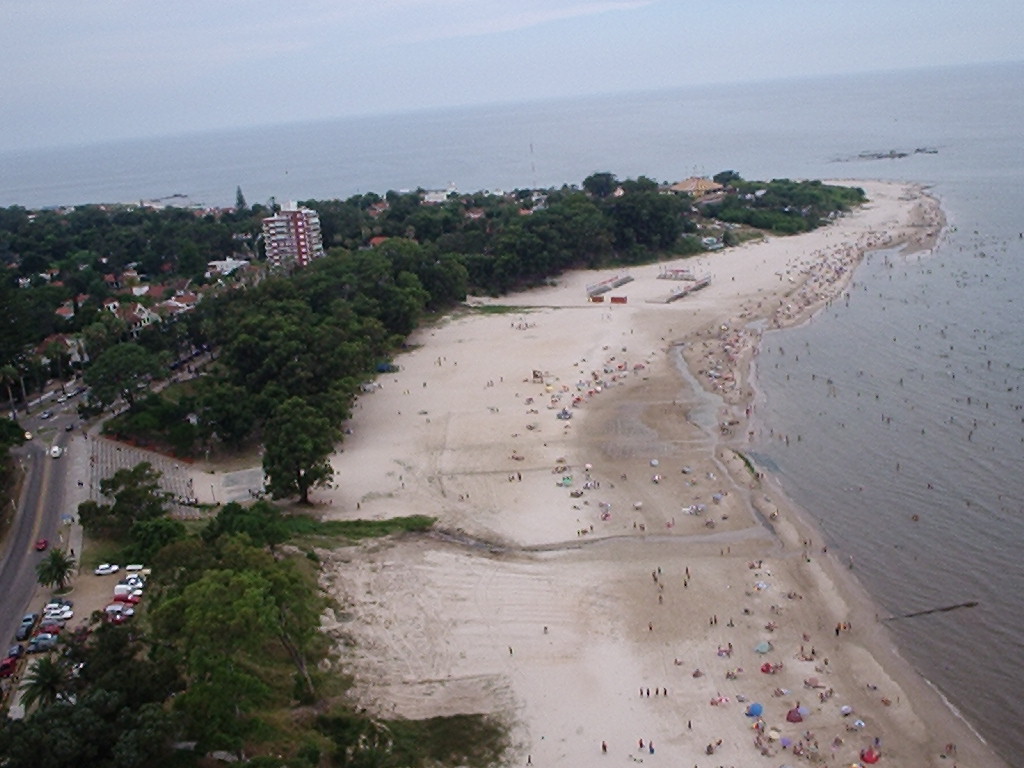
[2,0,1022,152]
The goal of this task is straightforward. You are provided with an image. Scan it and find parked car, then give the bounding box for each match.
[94,563,120,576]
[26,634,58,653]
[104,604,135,617]
[7,644,24,659]
[0,656,17,677]
[65,423,75,431]
[43,607,73,621]
[34,539,48,551]
[15,614,38,642]
[37,622,63,635]
[112,593,141,605]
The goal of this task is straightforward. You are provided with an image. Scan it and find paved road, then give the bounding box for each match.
[0,409,74,655]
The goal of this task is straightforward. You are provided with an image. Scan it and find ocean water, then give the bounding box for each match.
[2,60,1022,763]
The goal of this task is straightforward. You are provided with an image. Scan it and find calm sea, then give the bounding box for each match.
[2,60,1022,763]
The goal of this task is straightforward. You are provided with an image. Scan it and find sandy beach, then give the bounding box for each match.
[313,180,1005,768]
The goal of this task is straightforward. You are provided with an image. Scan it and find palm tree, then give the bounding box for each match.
[44,339,68,394]
[35,548,77,592]
[0,364,17,418]
[20,655,72,711]
[13,358,31,414]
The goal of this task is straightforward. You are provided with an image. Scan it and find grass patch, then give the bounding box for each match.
[466,304,538,315]
[80,535,129,568]
[734,450,758,478]
[282,514,435,542]
[316,710,509,768]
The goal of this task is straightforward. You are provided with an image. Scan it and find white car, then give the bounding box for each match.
[94,563,120,576]
[43,606,73,621]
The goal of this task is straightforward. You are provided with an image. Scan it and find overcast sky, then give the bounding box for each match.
[2,0,1022,152]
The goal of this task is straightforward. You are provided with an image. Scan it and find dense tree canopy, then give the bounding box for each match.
[83,342,163,409]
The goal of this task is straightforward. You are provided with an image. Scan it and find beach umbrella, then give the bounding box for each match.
[650,459,660,466]
[760,662,774,674]
[840,705,853,716]
[766,729,780,741]
[861,747,881,764]
[780,737,792,748]
[797,705,810,717]
[754,641,773,654]
[786,707,803,723]
[745,702,764,717]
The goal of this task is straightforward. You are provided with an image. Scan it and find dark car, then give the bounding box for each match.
[8,644,25,659]
[65,423,75,431]
[26,634,57,653]
[15,614,38,641]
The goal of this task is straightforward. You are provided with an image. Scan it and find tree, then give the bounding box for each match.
[19,655,72,711]
[152,568,279,752]
[195,380,257,449]
[83,342,162,410]
[128,517,187,561]
[713,170,742,185]
[202,500,288,549]
[582,171,618,199]
[1,364,19,417]
[262,397,338,504]
[78,462,170,535]
[35,548,76,591]
[235,185,247,211]
[0,417,26,449]
[43,339,68,393]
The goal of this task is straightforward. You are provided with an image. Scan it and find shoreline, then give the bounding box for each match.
[315,180,1007,767]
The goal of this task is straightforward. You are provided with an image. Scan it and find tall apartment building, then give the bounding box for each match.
[261,202,325,270]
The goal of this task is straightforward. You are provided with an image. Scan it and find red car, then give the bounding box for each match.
[0,657,17,678]
[112,593,141,605]
[34,539,48,551]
